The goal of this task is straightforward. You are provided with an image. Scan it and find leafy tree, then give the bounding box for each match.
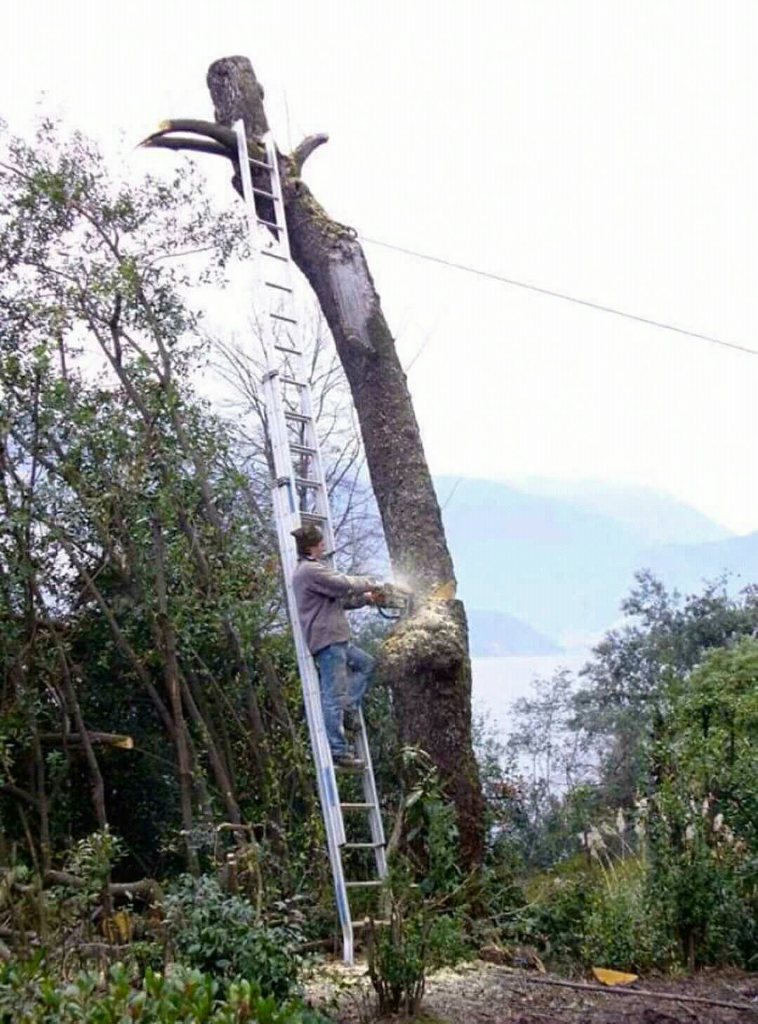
[572,570,758,807]
[645,637,758,968]
[0,118,328,904]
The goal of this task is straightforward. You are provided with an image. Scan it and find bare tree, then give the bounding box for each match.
[209,306,386,577]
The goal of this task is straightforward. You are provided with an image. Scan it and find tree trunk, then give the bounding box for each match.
[151,518,199,876]
[205,56,484,867]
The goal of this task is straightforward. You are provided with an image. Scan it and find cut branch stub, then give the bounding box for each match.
[207,57,269,137]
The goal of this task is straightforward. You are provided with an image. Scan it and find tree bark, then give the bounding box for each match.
[204,56,484,866]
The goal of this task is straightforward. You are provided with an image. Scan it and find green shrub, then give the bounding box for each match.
[0,959,307,1024]
[645,793,749,969]
[529,874,593,966]
[163,875,304,1000]
[581,868,659,972]
[367,769,472,1017]
[643,639,758,969]
[368,907,468,1016]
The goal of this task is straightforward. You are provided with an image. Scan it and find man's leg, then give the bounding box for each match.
[344,644,375,730]
[313,643,350,756]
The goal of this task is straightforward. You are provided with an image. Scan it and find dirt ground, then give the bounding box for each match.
[304,958,758,1024]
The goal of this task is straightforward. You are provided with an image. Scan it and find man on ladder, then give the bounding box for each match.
[291,524,385,769]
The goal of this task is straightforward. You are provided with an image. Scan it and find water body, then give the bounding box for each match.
[471,652,591,740]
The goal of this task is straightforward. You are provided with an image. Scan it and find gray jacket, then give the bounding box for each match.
[292,556,375,654]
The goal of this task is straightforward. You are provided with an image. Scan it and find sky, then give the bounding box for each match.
[3,1,758,533]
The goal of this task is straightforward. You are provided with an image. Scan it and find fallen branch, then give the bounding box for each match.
[37,732,134,749]
[42,871,162,901]
[513,972,758,1013]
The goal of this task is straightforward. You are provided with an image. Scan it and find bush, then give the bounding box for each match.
[645,791,750,969]
[163,875,304,1000]
[529,874,593,966]
[368,906,468,1016]
[643,639,758,969]
[366,772,472,1017]
[581,867,661,972]
[0,959,308,1024]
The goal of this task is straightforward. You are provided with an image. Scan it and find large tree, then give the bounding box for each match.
[143,56,484,865]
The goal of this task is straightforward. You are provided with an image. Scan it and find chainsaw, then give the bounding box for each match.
[370,581,415,620]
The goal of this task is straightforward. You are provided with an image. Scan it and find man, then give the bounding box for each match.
[291,524,382,769]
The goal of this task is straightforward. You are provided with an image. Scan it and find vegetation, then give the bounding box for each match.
[496,573,758,974]
[3,113,758,1021]
[0,117,379,1015]
[0,959,321,1023]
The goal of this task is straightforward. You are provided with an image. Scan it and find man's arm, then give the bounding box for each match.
[304,561,376,600]
[343,591,380,610]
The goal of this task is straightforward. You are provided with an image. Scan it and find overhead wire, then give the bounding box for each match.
[359,236,758,358]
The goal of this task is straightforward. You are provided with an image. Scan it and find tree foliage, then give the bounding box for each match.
[0,118,333,899]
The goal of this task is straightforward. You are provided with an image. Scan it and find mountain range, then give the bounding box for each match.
[435,476,758,653]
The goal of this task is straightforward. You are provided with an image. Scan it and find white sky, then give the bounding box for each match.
[4,1,758,533]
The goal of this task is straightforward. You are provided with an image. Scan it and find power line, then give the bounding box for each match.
[359,235,758,358]
[440,475,463,511]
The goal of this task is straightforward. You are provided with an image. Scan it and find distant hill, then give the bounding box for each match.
[435,475,747,648]
[437,475,646,641]
[467,608,562,657]
[643,531,758,595]
[503,477,733,546]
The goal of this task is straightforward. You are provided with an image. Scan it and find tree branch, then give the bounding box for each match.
[36,732,134,749]
[141,119,238,152]
[140,136,233,159]
[292,133,329,174]
[0,784,39,809]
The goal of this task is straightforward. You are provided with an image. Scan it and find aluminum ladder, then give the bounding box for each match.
[234,122,387,965]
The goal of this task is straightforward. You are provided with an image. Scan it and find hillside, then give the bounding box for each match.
[466,608,562,656]
[643,530,758,595]
[504,476,734,545]
[436,476,747,649]
[437,476,646,643]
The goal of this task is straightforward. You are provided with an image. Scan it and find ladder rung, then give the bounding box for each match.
[294,477,321,489]
[257,217,283,232]
[248,156,273,170]
[252,187,278,200]
[340,802,375,810]
[290,444,317,456]
[343,842,384,849]
[265,281,293,293]
[280,376,306,388]
[284,411,311,424]
[345,881,383,888]
[271,313,298,325]
[261,249,288,262]
[301,513,327,524]
[274,344,302,355]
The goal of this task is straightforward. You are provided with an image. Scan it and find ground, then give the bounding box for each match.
[305,958,758,1023]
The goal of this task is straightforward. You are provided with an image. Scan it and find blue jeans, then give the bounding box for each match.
[313,642,375,756]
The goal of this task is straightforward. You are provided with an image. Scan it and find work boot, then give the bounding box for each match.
[333,752,365,770]
[343,707,361,734]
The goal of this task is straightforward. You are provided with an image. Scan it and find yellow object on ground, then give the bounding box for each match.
[592,967,638,985]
